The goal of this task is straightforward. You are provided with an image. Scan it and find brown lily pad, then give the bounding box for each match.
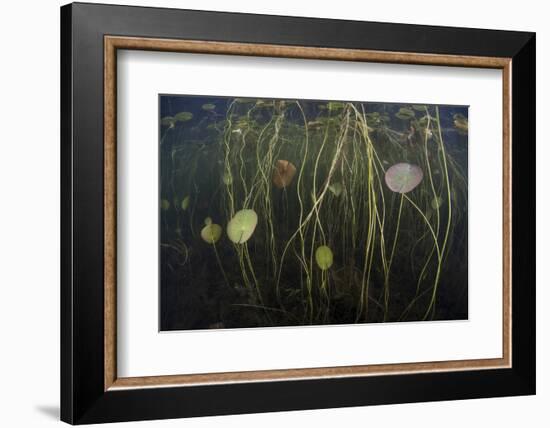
[272,160,297,189]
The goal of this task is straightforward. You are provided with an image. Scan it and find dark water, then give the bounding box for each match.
[159,95,468,331]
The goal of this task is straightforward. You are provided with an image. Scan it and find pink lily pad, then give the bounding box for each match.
[385,163,424,193]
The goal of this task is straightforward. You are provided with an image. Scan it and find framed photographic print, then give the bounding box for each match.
[60,2,536,424]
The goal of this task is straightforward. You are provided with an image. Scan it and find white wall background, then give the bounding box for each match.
[0,0,545,427]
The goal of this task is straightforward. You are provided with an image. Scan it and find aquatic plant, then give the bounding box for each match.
[201,221,222,244]
[315,245,333,270]
[431,196,443,209]
[384,163,423,193]
[272,160,297,189]
[395,107,415,120]
[175,111,193,122]
[328,182,343,197]
[160,96,467,329]
[222,171,233,186]
[160,199,170,211]
[327,101,345,111]
[227,209,258,244]
[161,116,176,128]
[382,163,424,319]
[200,217,229,288]
[453,113,468,134]
[202,103,216,111]
[181,195,190,210]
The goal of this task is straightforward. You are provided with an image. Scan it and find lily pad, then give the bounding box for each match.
[161,116,175,127]
[315,245,334,270]
[222,171,233,185]
[227,209,258,244]
[453,113,468,134]
[272,160,297,189]
[201,223,222,244]
[328,182,344,197]
[395,107,415,120]
[181,195,190,210]
[201,103,216,111]
[307,120,324,129]
[431,196,443,209]
[327,101,345,111]
[160,199,170,211]
[175,111,193,122]
[412,105,427,112]
[385,163,424,193]
[365,112,380,120]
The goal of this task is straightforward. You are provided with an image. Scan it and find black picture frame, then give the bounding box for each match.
[61,2,535,424]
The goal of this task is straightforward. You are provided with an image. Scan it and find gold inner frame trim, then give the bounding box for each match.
[104,35,512,391]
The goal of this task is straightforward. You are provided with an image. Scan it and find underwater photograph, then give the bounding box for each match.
[159,95,468,331]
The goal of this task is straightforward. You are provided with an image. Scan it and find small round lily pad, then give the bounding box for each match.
[327,101,345,111]
[315,245,334,270]
[272,160,297,189]
[329,182,344,197]
[395,107,415,120]
[201,223,222,244]
[161,116,176,127]
[181,195,190,210]
[202,103,216,111]
[175,111,193,122]
[160,199,170,211]
[453,113,468,134]
[431,196,443,209]
[222,171,233,186]
[412,105,427,112]
[385,163,424,193]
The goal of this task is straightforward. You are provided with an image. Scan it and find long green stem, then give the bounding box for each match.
[383,192,404,320]
[423,107,453,319]
[212,242,230,288]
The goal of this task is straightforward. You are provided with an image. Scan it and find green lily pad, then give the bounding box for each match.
[222,171,233,185]
[160,199,170,211]
[365,112,382,126]
[161,116,175,127]
[431,196,443,209]
[201,103,216,111]
[327,101,345,111]
[395,107,415,120]
[181,195,190,210]
[175,111,193,122]
[453,113,468,134]
[315,245,334,270]
[201,223,222,244]
[412,105,427,112]
[227,209,258,244]
[417,115,435,127]
[328,182,344,197]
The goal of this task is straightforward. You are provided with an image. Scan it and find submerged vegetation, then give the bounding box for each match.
[159,96,468,330]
